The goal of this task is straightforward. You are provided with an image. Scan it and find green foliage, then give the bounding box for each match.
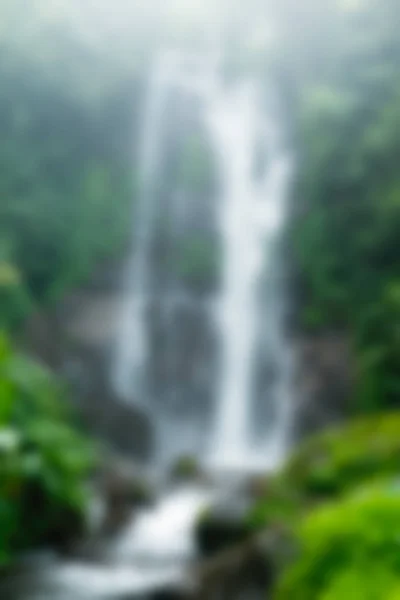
[170,455,201,480]
[249,415,400,598]
[276,0,400,411]
[251,413,400,529]
[251,415,400,598]
[283,414,400,498]
[275,485,400,600]
[0,0,133,331]
[0,262,32,331]
[0,334,95,564]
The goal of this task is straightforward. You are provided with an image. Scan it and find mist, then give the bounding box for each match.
[0,0,399,598]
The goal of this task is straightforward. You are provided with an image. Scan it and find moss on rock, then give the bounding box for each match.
[250,413,400,599]
[252,412,400,530]
[170,455,203,482]
[275,481,400,600]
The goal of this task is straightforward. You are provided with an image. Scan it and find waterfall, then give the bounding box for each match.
[113,49,294,471]
[3,47,295,600]
[207,80,294,471]
[114,58,170,404]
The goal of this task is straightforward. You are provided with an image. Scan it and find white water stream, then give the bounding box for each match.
[38,487,212,599]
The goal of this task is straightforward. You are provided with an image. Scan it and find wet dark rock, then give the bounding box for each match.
[23,255,155,462]
[244,475,271,502]
[195,507,252,559]
[63,341,154,460]
[151,589,187,600]
[26,302,154,460]
[48,508,87,555]
[294,332,353,439]
[85,378,153,460]
[190,532,274,600]
[96,460,154,535]
[170,456,206,483]
[146,298,218,422]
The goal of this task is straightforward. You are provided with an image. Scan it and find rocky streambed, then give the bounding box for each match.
[0,456,279,600]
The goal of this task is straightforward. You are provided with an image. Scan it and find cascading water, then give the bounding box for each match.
[105,50,294,593]
[207,79,294,471]
[114,49,294,471]
[113,58,172,404]
[113,50,222,464]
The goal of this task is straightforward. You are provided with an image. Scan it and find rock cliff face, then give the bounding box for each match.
[293,331,354,441]
[24,258,154,460]
[23,253,354,462]
[187,532,276,600]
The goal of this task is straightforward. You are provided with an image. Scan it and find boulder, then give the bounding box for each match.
[243,475,271,502]
[150,590,187,600]
[191,532,274,600]
[169,456,206,484]
[294,332,353,439]
[195,504,252,559]
[96,459,153,535]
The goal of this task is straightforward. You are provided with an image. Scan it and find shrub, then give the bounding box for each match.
[0,334,95,564]
[0,262,32,331]
[275,483,400,599]
[283,414,400,497]
[251,413,400,529]
[170,455,202,481]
